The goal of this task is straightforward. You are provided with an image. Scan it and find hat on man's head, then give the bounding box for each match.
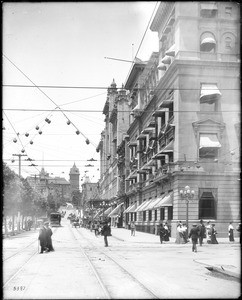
[193,224,197,227]
[44,221,49,225]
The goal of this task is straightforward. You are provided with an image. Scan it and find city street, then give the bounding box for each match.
[3,217,241,299]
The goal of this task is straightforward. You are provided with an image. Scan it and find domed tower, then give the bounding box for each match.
[69,163,80,194]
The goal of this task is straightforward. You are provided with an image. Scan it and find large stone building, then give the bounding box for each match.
[97,2,240,237]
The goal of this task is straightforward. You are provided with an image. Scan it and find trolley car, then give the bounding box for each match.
[50,212,61,227]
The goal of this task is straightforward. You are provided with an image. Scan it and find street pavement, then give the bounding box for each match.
[3,224,241,280]
[110,227,241,280]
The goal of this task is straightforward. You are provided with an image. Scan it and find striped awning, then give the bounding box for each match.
[154,193,173,208]
[108,203,123,217]
[135,199,153,212]
[123,203,137,213]
[103,207,112,216]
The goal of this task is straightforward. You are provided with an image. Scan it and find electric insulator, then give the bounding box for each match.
[13,138,17,143]
[11,159,15,163]
[39,131,42,135]
[45,118,49,123]
[30,140,33,145]
[36,126,39,130]
[25,133,29,137]
[86,139,90,145]
[76,130,80,135]
[67,120,71,125]
[47,120,51,124]
[21,149,25,153]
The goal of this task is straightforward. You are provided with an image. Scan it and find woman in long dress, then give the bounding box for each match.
[228,222,235,242]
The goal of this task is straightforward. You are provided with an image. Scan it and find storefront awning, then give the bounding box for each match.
[154,193,173,209]
[123,203,137,214]
[165,44,175,57]
[199,134,221,149]
[145,197,164,210]
[93,209,102,219]
[200,84,221,104]
[135,199,152,212]
[108,203,123,217]
[103,207,112,216]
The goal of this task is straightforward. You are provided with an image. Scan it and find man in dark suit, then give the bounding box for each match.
[189,224,199,252]
[38,224,47,253]
[101,221,111,247]
[197,219,206,246]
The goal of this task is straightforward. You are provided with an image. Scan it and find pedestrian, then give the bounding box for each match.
[45,222,54,251]
[197,219,206,246]
[175,221,185,244]
[38,223,47,254]
[211,223,218,244]
[182,223,188,243]
[236,223,241,243]
[228,221,235,242]
[101,221,111,247]
[158,223,166,243]
[206,221,212,244]
[94,222,99,236]
[8,219,12,231]
[130,221,136,236]
[163,222,170,241]
[189,224,199,252]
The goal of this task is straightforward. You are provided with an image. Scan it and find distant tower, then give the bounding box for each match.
[69,163,80,194]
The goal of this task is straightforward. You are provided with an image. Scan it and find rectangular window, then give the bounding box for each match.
[155,210,157,221]
[200,3,218,18]
[134,212,137,221]
[199,190,217,219]
[148,210,152,221]
[160,208,165,220]
[143,211,146,221]
[168,206,173,220]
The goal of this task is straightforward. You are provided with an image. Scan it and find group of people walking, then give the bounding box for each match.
[158,222,170,243]
[38,221,54,254]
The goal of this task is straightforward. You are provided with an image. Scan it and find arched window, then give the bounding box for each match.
[200,32,216,53]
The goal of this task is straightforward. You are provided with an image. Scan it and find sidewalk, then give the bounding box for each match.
[110,227,241,279]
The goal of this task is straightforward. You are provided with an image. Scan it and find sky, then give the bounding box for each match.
[2,1,159,185]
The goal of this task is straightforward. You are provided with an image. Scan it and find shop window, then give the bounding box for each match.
[160,208,165,220]
[155,210,157,221]
[134,212,137,221]
[148,210,152,221]
[199,191,217,219]
[143,211,146,221]
[168,206,173,220]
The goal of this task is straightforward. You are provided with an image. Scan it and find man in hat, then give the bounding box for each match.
[45,222,54,251]
[38,223,47,253]
[101,221,111,247]
[188,224,199,252]
[197,219,206,246]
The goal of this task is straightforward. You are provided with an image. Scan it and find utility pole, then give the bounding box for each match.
[12,153,27,233]
[12,153,27,177]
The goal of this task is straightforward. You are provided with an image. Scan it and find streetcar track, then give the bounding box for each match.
[3,227,59,288]
[3,227,58,262]
[67,224,111,299]
[69,224,159,299]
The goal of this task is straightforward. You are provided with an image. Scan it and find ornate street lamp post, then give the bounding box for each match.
[180,186,195,234]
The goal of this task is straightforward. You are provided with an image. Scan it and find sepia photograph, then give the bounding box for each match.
[2,1,241,299]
